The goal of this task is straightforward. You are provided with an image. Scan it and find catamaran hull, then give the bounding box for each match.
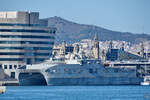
[18,72,47,86]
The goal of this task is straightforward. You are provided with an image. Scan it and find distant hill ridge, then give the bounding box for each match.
[41,16,150,44]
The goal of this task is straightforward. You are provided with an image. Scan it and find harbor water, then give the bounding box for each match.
[0,86,150,100]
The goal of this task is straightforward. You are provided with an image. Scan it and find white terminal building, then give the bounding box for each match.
[0,11,56,79]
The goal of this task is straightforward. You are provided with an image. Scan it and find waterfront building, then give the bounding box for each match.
[0,11,56,78]
[52,42,74,58]
[106,48,119,61]
[106,42,145,61]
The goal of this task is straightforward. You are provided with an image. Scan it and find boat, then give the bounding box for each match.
[141,81,149,85]
[0,86,6,94]
[18,58,146,86]
[141,76,150,85]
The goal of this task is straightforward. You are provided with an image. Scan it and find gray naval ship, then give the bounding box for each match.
[18,58,147,86]
[18,34,149,85]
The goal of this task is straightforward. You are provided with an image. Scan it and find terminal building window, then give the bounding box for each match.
[0,64,2,69]
[11,72,15,79]
[9,65,12,69]
[0,35,54,39]
[0,29,51,33]
[14,65,17,69]
[4,65,7,69]
[0,41,53,44]
[0,47,52,50]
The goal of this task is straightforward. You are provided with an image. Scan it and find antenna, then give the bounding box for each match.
[142,26,145,34]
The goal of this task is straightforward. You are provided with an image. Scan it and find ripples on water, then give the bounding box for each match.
[0,86,150,100]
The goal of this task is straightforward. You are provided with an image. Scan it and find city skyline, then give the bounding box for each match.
[0,0,150,34]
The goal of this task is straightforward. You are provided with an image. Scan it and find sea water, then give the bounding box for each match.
[0,86,150,100]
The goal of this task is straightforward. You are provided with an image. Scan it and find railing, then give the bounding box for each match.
[0,80,18,85]
[17,69,45,73]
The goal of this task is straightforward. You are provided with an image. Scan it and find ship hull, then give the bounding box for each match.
[18,73,143,86]
[18,60,144,86]
[47,77,143,86]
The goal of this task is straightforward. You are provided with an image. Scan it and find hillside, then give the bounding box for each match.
[41,16,150,44]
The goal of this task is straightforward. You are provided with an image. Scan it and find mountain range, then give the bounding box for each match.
[41,16,150,44]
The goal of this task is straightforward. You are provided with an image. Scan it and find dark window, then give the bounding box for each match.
[26,58,31,64]
[0,47,52,50]
[0,58,23,61]
[0,64,2,69]
[4,65,7,69]
[0,35,55,39]
[0,41,53,44]
[14,65,17,69]
[0,52,24,55]
[0,29,50,33]
[9,65,12,69]
[0,23,43,27]
[34,53,49,56]
[11,72,15,79]
[35,58,45,62]
[0,52,50,56]
[18,65,22,68]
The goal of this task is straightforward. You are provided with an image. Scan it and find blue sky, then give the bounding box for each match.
[0,0,150,34]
